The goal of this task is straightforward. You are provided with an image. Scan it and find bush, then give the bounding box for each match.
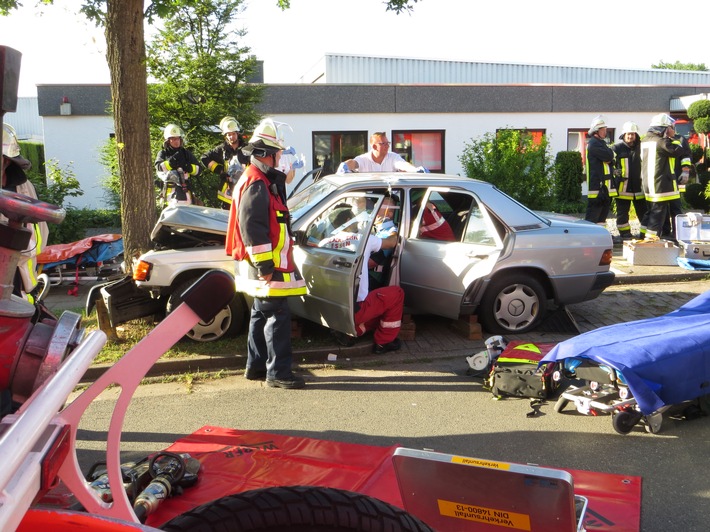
[684,182,710,213]
[552,151,585,213]
[18,140,45,175]
[458,129,554,210]
[48,208,122,245]
[687,100,710,120]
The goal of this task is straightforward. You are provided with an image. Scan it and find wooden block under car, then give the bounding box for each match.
[398,316,416,341]
[451,315,483,340]
[622,239,679,266]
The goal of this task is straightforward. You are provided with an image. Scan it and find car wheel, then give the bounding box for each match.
[159,486,433,532]
[166,279,247,342]
[479,273,546,334]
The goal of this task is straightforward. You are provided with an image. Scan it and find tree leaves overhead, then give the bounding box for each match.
[652,60,708,71]
[145,0,263,153]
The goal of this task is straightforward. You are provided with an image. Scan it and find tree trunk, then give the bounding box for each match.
[105,0,155,271]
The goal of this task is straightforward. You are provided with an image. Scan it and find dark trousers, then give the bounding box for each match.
[615,198,647,237]
[584,195,610,224]
[247,296,294,380]
[644,202,671,238]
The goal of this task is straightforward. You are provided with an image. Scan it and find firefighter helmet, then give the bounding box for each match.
[243,118,287,157]
[163,123,184,140]
[650,113,675,128]
[2,124,21,158]
[587,115,608,135]
[219,116,241,135]
[619,121,640,140]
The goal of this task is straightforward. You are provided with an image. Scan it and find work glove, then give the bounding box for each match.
[679,169,690,185]
[168,152,186,170]
[292,157,304,170]
[282,146,296,156]
[337,162,351,174]
[416,166,430,173]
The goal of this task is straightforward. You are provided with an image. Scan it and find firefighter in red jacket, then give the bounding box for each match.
[225,118,307,389]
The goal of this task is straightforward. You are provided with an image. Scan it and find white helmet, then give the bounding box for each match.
[621,121,639,135]
[588,115,608,135]
[163,123,184,140]
[219,116,241,135]
[650,113,675,128]
[2,123,21,158]
[243,118,287,156]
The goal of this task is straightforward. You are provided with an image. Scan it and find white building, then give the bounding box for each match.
[36,55,710,208]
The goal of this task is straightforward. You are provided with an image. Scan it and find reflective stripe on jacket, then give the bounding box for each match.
[586,136,616,199]
[225,164,306,298]
[641,132,689,203]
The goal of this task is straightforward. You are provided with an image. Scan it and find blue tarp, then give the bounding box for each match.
[541,290,710,414]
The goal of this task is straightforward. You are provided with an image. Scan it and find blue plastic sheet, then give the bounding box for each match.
[541,290,710,414]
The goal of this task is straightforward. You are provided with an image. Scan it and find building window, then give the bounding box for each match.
[313,131,368,175]
[391,130,445,173]
[568,128,615,171]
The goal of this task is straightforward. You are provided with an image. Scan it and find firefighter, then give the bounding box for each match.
[641,113,691,241]
[154,124,202,206]
[201,116,249,210]
[584,116,617,234]
[225,118,307,389]
[665,132,694,239]
[612,122,647,240]
[0,124,48,302]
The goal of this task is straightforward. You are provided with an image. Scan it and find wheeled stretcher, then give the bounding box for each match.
[542,290,710,434]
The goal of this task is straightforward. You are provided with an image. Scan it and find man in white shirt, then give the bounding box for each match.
[337,132,427,174]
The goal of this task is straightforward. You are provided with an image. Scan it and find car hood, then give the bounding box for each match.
[151,205,229,240]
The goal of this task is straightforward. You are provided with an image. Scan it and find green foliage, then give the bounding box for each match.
[688,100,710,121]
[553,151,585,213]
[693,116,710,136]
[48,208,122,245]
[652,61,708,71]
[18,140,45,175]
[689,142,705,164]
[32,160,83,208]
[98,137,121,209]
[145,0,264,207]
[458,129,555,210]
[685,183,710,213]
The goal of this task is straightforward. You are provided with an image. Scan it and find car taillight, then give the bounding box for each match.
[41,424,71,492]
[133,260,153,281]
[599,249,613,266]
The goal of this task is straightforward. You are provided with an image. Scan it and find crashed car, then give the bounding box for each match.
[92,173,614,341]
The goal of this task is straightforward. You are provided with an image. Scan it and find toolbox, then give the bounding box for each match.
[622,239,680,266]
[676,213,710,260]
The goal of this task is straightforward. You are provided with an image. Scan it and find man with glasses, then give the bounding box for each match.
[337,132,427,173]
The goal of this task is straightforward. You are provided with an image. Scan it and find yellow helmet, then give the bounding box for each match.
[219,116,241,135]
[163,123,185,140]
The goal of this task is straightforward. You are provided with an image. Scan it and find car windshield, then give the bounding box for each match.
[288,178,339,223]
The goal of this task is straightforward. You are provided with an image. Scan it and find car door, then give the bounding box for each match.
[290,193,385,335]
[400,187,503,319]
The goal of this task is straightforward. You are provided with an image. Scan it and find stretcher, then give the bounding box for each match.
[542,290,710,434]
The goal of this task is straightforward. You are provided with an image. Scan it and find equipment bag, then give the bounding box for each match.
[488,341,558,400]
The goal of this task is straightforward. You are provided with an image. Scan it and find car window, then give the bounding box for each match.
[305,196,374,252]
[463,202,498,246]
[411,189,469,242]
[288,178,339,223]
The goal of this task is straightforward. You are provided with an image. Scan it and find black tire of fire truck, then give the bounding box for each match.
[159,485,434,532]
[166,278,247,343]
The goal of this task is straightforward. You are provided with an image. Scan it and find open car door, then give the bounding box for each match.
[291,193,386,336]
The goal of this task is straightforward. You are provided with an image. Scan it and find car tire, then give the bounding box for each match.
[166,278,247,342]
[159,485,433,532]
[479,273,546,334]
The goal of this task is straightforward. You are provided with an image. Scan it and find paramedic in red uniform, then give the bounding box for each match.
[419,201,456,241]
[319,206,404,354]
[225,118,307,389]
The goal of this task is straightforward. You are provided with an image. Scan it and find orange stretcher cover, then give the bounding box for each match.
[37,234,122,264]
[147,426,642,531]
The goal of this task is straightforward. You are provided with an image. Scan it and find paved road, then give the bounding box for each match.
[70,279,710,532]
